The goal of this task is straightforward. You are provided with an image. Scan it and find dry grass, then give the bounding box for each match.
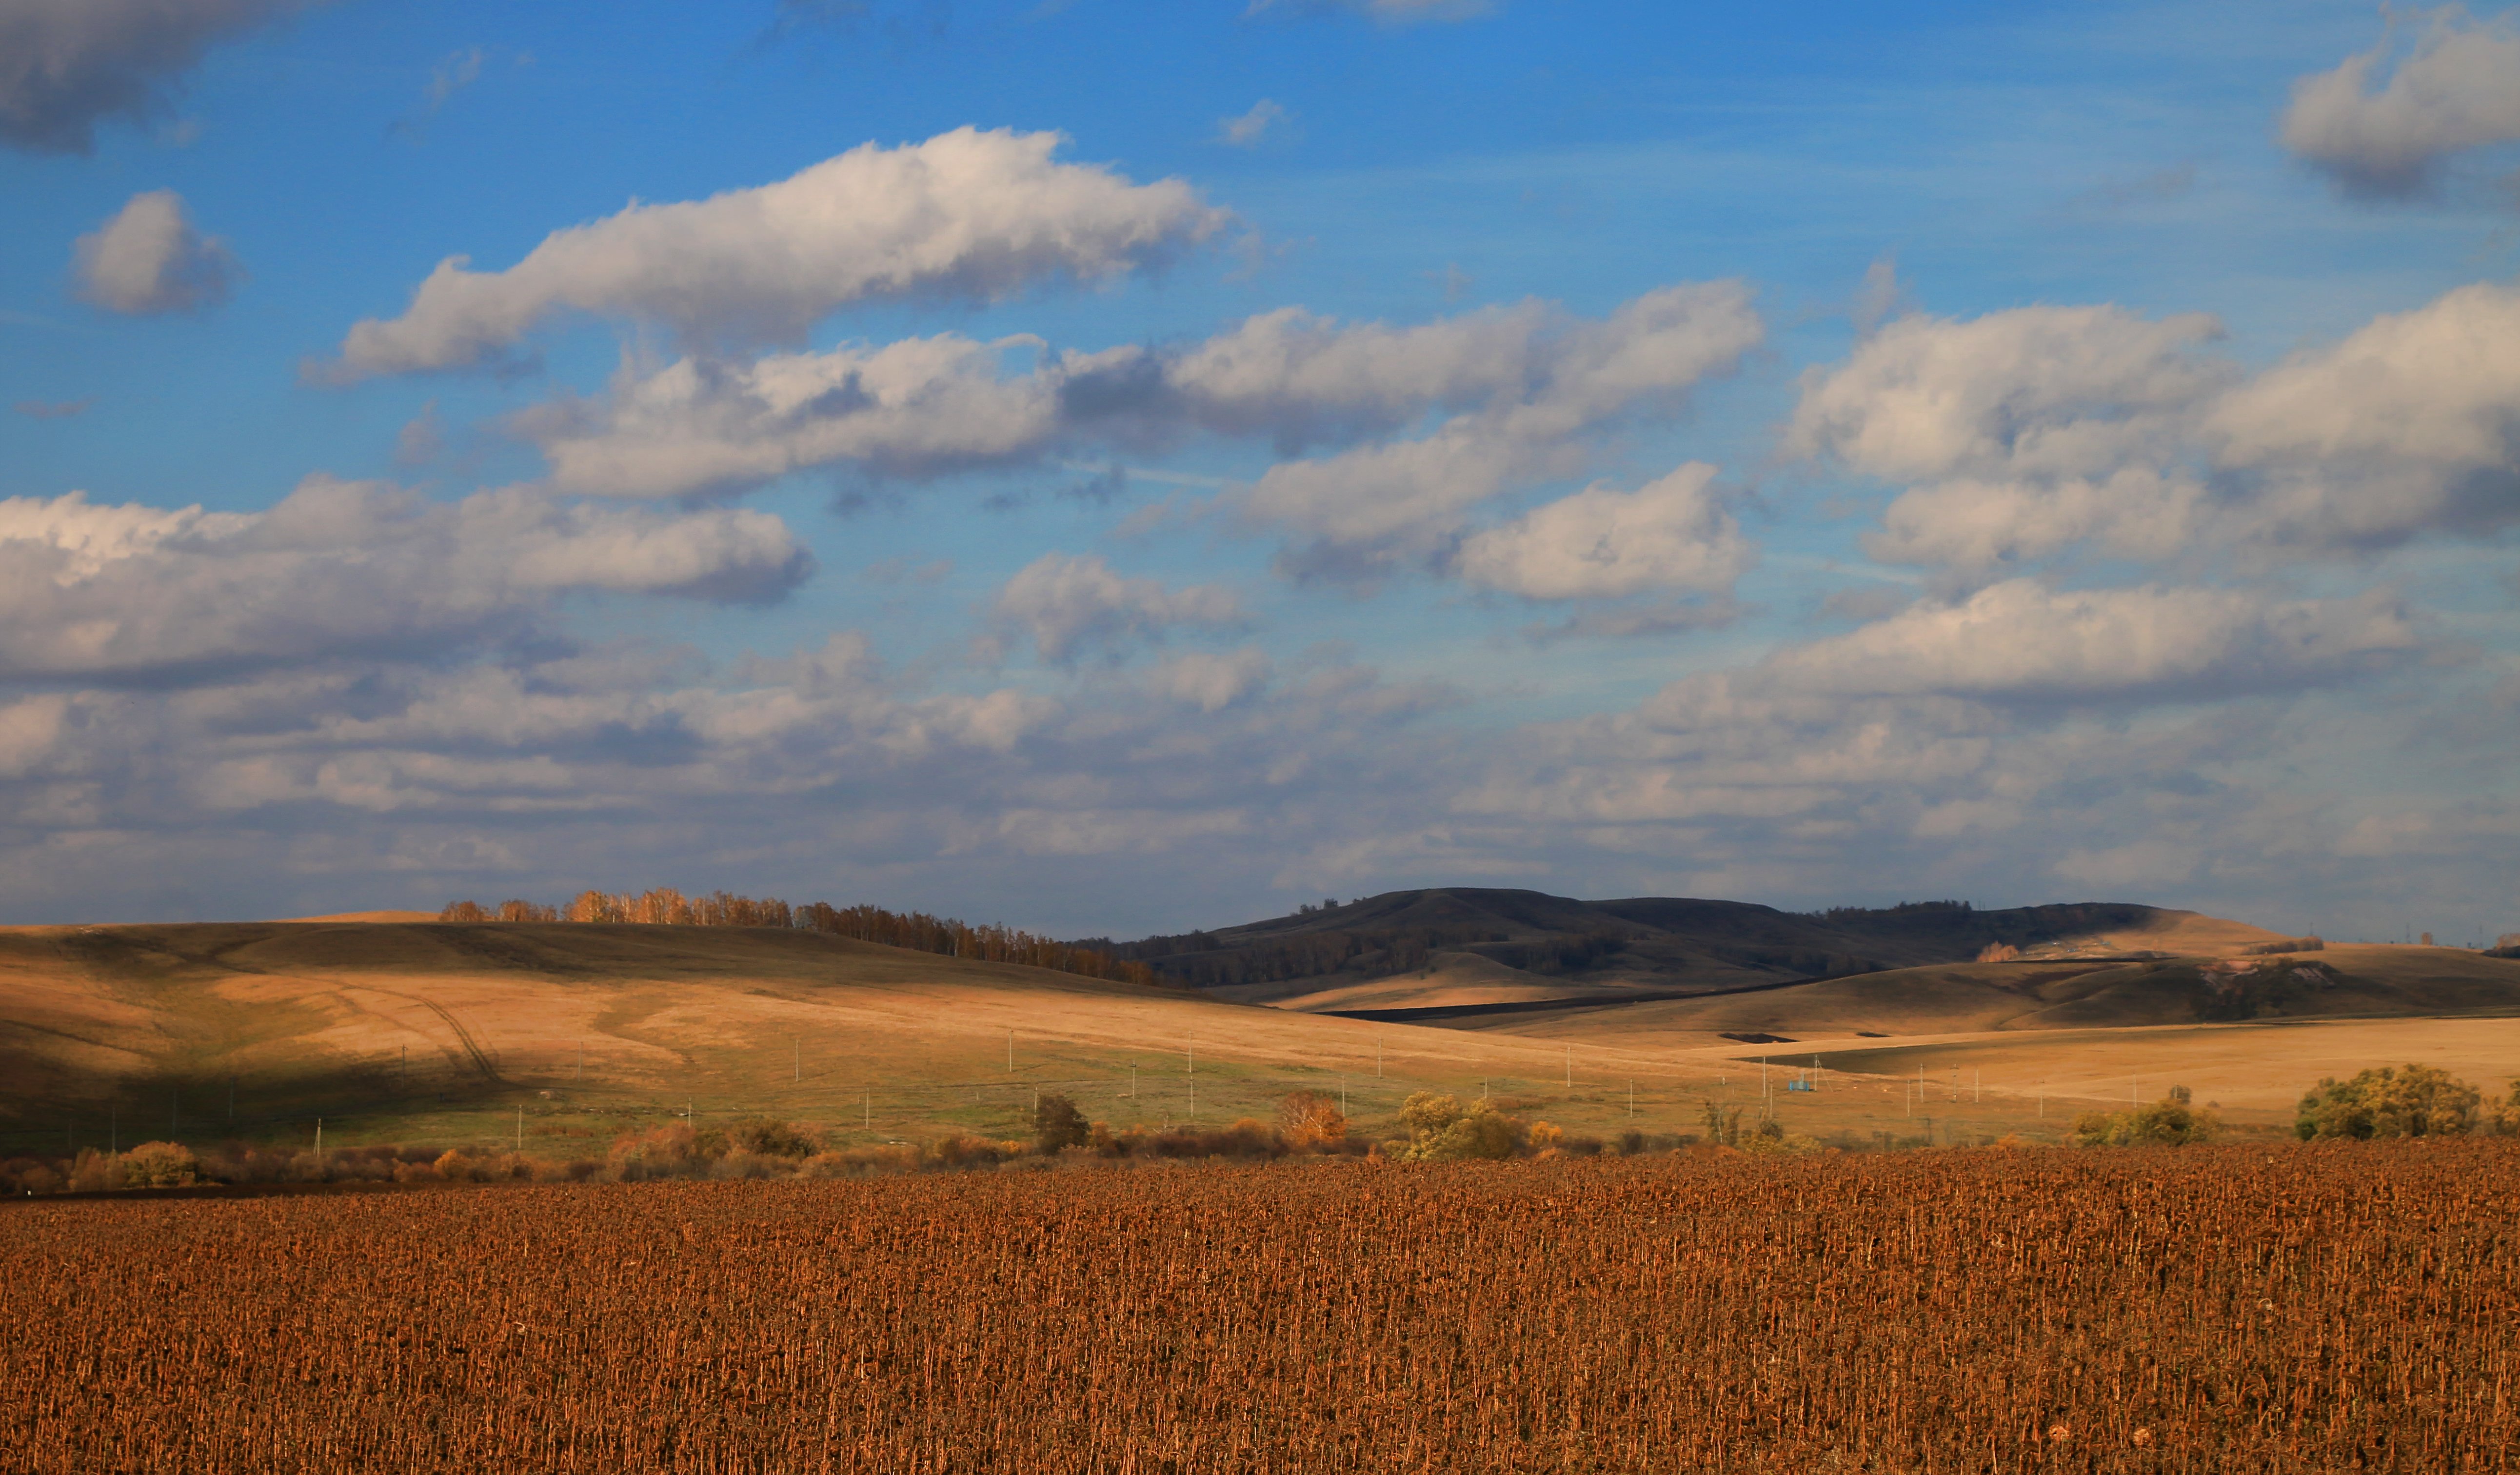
[8,920,2516,1155]
[0,920,1782,1152]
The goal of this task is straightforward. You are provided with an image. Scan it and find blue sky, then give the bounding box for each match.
[3,0,2516,940]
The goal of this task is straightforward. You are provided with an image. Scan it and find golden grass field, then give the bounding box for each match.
[0,918,1795,1156]
[3,913,2515,1158]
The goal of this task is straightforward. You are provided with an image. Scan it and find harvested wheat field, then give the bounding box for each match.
[8,1142,2518,1474]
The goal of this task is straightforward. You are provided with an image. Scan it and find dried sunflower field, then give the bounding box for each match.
[6,1142,2516,1474]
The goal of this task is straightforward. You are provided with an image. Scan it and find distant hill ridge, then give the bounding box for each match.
[1080,888,2264,1012]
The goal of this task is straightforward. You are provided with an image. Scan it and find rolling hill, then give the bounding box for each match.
[0,917,1780,1157]
[1089,887,2287,1017]
[7,903,2514,1160]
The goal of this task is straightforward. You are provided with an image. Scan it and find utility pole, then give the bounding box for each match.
[1376,1039,1382,1077]
[1008,1029,1014,1072]
[1565,1044,1571,1088]
[1628,1080,1635,1118]
[1340,1075,1347,1117]
[1974,1069,1980,1105]
[516,1105,523,1152]
[575,1040,581,1082]
[793,1036,799,1085]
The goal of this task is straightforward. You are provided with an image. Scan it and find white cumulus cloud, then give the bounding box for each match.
[1759,580,2420,703]
[72,189,240,316]
[521,295,1646,500]
[320,127,1227,382]
[2281,9,2520,200]
[2207,279,2520,548]
[1791,282,2520,572]
[0,481,811,682]
[1217,99,1287,147]
[1457,462,1752,600]
[1243,281,1764,573]
[986,552,1246,665]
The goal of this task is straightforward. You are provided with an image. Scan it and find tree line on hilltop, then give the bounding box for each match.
[437,889,1157,988]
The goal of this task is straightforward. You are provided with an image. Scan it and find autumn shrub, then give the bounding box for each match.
[927,1134,1028,1170]
[731,1118,821,1159]
[67,1149,124,1192]
[799,1146,921,1178]
[2072,1092,2220,1148]
[608,1124,714,1180]
[2,1157,66,1194]
[118,1142,202,1188]
[709,1150,795,1181]
[1033,1095,1091,1154]
[1091,1119,1290,1160]
[1274,1090,1347,1149]
[1394,1092,1525,1162]
[2297,1064,2480,1140]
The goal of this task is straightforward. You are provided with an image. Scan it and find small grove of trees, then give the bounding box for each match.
[1383,1091,1580,1162]
[437,889,1155,989]
[1696,1100,1821,1154]
[2072,1085,2219,1148]
[1025,1091,1362,1162]
[2296,1064,2486,1140]
[2243,936,2324,956]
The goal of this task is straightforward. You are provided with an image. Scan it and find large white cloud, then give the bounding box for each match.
[321,127,1227,382]
[0,0,318,154]
[1242,281,1764,573]
[1794,282,2520,572]
[1786,303,2227,484]
[0,480,811,682]
[1759,580,2420,703]
[2208,279,2520,547]
[1456,461,1752,600]
[1786,303,2227,573]
[2281,9,2520,200]
[518,282,1765,593]
[986,552,1245,665]
[1784,302,2238,572]
[522,294,1691,499]
[72,189,239,315]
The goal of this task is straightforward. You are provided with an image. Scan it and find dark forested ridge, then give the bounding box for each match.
[1073,889,2177,1003]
